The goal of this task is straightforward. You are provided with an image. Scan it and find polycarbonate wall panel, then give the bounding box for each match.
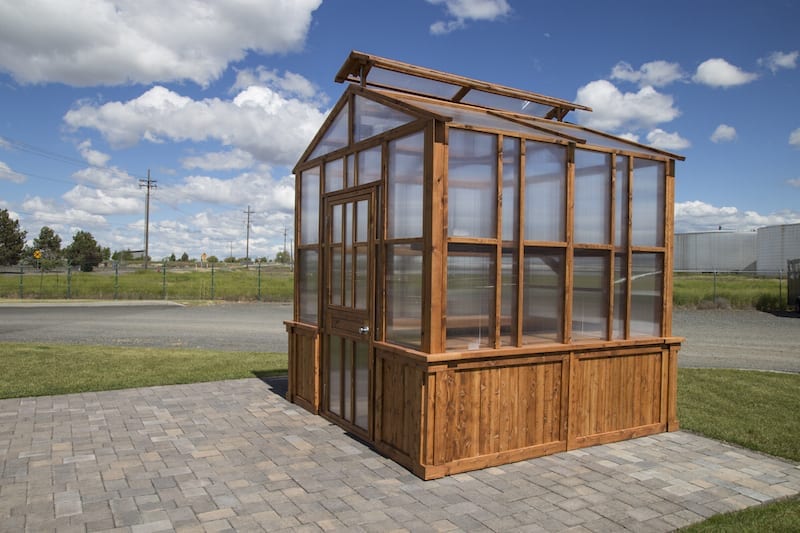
[330,247,342,306]
[309,105,349,160]
[500,251,516,346]
[615,155,629,247]
[446,245,494,350]
[522,249,564,343]
[354,342,369,430]
[613,254,627,339]
[385,244,423,348]
[572,252,609,340]
[298,249,318,324]
[502,137,519,241]
[299,168,320,245]
[574,150,611,244]
[353,94,415,142]
[387,131,424,239]
[632,159,665,247]
[448,130,497,238]
[358,145,382,184]
[630,253,663,337]
[524,141,566,242]
[325,158,344,192]
[328,336,342,416]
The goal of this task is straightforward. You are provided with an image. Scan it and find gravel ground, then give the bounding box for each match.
[672,308,800,373]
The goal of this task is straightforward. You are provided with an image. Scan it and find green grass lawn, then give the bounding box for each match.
[0,343,287,398]
[0,265,294,301]
[678,368,800,532]
[0,343,796,530]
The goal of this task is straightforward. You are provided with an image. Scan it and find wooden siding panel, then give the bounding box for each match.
[571,350,663,439]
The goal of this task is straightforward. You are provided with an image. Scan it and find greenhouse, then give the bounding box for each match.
[286,51,684,479]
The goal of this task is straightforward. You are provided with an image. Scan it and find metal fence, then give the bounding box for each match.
[673,269,792,310]
[0,262,293,302]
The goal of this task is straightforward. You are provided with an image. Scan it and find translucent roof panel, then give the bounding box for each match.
[353,94,417,143]
[365,67,462,100]
[383,91,683,160]
[459,89,555,118]
[335,51,590,121]
[531,120,683,159]
[309,103,349,160]
[400,97,567,143]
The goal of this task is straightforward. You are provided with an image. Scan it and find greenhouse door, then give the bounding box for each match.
[322,189,375,435]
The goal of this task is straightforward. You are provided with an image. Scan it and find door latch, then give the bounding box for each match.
[359,326,370,335]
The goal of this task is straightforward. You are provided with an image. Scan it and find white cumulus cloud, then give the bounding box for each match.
[0,161,26,183]
[182,149,255,171]
[157,169,295,214]
[790,128,800,148]
[0,0,322,86]
[63,83,327,166]
[610,60,685,88]
[692,58,758,88]
[77,139,111,167]
[574,80,680,131]
[787,178,800,188]
[427,0,511,35]
[758,50,799,73]
[675,200,800,233]
[646,129,690,151]
[710,124,737,143]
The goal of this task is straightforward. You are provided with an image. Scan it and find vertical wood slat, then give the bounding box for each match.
[478,368,496,454]
[422,372,436,465]
[428,122,448,354]
[607,155,617,339]
[515,141,526,347]
[567,351,579,449]
[663,160,676,337]
[494,135,504,349]
[499,366,518,452]
[373,355,384,445]
[668,344,680,430]
[625,156,634,339]
[563,144,575,343]
[436,370,455,465]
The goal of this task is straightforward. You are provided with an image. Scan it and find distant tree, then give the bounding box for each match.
[112,249,135,262]
[64,231,103,272]
[32,226,62,270]
[180,251,189,262]
[275,250,292,264]
[0,209,26,266]
[207,255,219,263]
[169,252,177,262]
[101,247,111,262]
[224,256,237,263]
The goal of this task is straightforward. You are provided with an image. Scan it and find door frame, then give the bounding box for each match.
[320,185,379,438]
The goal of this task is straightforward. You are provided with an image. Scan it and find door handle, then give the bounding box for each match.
[359,326,370,335]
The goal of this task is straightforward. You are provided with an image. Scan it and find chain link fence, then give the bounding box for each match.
[673,269,794,311]
[0,262,293,302]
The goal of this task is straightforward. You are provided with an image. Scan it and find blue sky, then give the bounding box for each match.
[1,0,798,260]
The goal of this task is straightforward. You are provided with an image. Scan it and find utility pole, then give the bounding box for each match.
[244,205,254,261]
[283,224,288,254]
[139,170,157,269]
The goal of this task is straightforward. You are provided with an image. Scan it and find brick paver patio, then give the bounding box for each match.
[1,378,799,532]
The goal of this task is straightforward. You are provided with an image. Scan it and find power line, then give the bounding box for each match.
[244,205,254,260]
[0,135,147,179]
[139,170,157,269]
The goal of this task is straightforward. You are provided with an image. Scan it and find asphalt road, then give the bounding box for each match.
[0,302,797,372]
[0,301,293,353]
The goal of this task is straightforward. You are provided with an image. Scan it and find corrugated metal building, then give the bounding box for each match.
[674,231,757,272]
[757,223,800,273]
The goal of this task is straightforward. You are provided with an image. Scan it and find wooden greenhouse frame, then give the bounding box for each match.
[286,51,684,480]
